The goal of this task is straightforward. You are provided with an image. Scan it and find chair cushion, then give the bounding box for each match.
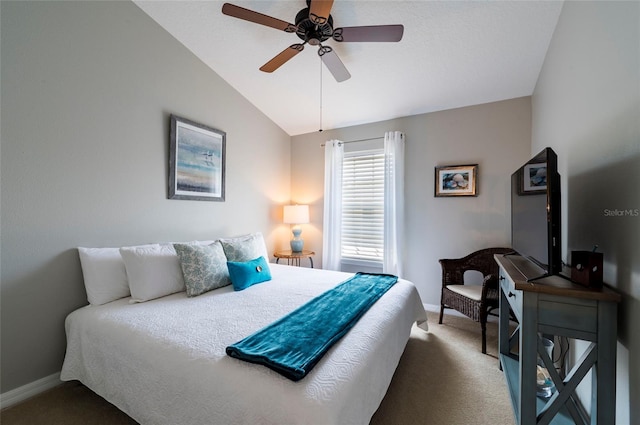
[446,284,482,301]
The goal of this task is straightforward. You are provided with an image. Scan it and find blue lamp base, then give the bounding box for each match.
[290,227,304,252]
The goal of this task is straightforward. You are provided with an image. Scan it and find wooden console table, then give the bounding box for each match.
[495,254,620,425]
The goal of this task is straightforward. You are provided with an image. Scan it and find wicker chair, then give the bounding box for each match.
[438,247,513,354]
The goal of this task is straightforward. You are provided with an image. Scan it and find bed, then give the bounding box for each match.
[61,242,426,425]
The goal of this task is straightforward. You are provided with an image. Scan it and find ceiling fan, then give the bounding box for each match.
[221,0,404,82]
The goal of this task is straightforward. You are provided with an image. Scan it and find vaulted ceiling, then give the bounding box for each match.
[133,1,563,136]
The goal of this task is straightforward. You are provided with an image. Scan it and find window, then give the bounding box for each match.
[341,149,385,264]
[323,132,403,274]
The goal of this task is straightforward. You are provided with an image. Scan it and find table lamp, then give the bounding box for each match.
[283,205,309,252]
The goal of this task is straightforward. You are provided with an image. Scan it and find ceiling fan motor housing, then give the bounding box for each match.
[295,8,333,45]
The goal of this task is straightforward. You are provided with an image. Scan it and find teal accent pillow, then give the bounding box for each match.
[227,256,272,291]
[174,242,231,297]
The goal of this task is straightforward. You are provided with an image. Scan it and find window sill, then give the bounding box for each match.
[341,258,383,268]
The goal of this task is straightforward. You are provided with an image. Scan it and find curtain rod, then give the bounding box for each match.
[320,136,384,147]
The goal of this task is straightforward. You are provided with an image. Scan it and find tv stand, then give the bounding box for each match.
[525,272,552,283]
[495,254,621,424]
[525,272,573,283]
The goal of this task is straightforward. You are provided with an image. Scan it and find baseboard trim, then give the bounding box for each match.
[0,372,62,410]
[424,303,468,318]
[423,303,440,313]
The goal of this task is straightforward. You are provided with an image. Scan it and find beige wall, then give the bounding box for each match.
[532,2,639,423]
[5,2,635,420]
[0,1,291,393]
[291,97,532,305]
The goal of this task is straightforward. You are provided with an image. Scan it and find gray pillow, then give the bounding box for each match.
[219,232,268,262]
[174,241,230,297]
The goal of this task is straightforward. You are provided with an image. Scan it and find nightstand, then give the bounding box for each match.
[273,250,315,268]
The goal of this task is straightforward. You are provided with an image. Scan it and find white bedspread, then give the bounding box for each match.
[61,264,426,425]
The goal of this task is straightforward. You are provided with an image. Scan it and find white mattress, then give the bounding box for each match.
[61,264,427,425]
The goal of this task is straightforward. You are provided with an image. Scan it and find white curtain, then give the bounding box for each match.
[383,131,405,277]
[322,140,344,271]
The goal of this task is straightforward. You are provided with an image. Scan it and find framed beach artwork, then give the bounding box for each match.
[520,162,547,194]
[169,115,225,201]
[434,164,478,197]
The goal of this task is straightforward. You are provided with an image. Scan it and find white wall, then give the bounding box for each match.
[291,97,532,305]
[0,1,291,394]
[532,2,639,423]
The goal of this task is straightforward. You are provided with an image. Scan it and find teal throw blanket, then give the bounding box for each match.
[226,272,398,381]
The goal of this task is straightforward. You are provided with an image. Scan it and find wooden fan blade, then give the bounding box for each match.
[260,44,305,73]
[320,48,350,82]
[333,25,404,42]
[222,3,297,33]
[309,0,334,25]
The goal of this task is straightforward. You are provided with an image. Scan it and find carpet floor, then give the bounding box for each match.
[1,311,514,425]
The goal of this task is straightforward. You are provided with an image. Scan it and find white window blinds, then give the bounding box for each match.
[341,149,385,263]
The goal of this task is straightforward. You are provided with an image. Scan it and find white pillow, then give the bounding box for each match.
[120,244,186,303]
[218,232,269,262]
[78,247,130,305]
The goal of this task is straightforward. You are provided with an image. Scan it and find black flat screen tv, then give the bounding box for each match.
[511,147,562,279]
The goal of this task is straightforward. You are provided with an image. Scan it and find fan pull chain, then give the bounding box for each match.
[319,57,323,132]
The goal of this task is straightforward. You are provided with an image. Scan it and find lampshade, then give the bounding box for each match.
[283,205,309,225]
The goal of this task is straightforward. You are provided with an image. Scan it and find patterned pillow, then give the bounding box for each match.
[219,232,269,262]
[174,241,231,297]
[227,256,272,291]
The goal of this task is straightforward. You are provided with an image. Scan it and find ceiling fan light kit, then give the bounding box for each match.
[221,0,404,82]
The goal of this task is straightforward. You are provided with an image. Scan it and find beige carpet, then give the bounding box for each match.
[371,311,513,425]
[1,311,514,425]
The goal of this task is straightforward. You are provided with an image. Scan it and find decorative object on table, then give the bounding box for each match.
[283,204,309,252]
[571,249,603,288]
[434,164,478,197]
[536,337,555,399]
[169,115,225,201]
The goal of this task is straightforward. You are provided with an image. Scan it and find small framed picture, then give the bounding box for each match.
[435,164,478,197]
[520,162,547,194]
[169,115,225,202]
